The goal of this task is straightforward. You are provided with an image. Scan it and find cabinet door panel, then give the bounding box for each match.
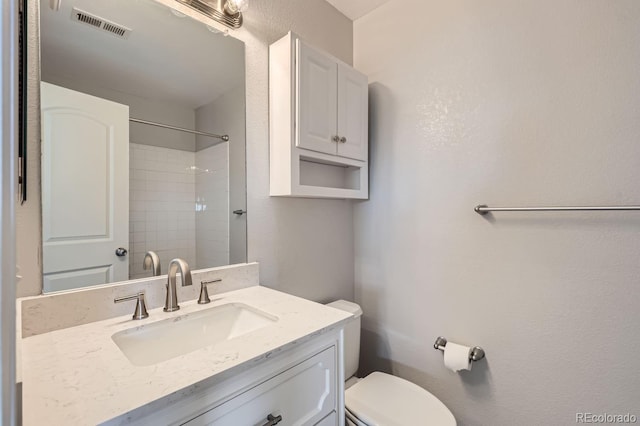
[315,411,337,425]
[296,40,338,155]
[337,65,368,162]
[185,346,336,426]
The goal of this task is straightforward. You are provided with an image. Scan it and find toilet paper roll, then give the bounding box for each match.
[444,342,472,372]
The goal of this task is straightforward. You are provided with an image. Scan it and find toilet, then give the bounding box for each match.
[327,300,456,426]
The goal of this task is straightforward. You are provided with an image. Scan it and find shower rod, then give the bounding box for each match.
[130,117,229,141]
[475,204,640,215]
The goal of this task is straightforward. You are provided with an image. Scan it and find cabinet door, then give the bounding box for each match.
[337,64,368,161]
[296,40,338,155]
[185,346,337,426]
[315,412,338,425]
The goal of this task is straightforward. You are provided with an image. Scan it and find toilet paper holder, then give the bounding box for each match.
[434,336,485,362]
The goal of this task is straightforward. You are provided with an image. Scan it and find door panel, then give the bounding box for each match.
[337,65,368,161]
[43,110,111,240]
[41,82,129,291]
[296,40,338,155]
[42,266,113,293]
[316,412,337,426]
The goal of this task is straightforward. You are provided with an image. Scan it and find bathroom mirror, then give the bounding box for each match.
[38,0,247,293]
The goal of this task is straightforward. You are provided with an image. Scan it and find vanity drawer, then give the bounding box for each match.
[184,346,337,426]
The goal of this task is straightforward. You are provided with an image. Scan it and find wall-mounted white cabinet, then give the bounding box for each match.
[270,32,369,199]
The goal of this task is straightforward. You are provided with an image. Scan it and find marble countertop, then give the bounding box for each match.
[20,286,352,425]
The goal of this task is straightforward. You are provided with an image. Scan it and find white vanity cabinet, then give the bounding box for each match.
[270,32,369,199]
[186,346,336,425]
[21,285,352,426]
[124,329,344,426]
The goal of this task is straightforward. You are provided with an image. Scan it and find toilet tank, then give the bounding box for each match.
[326,300,362,380]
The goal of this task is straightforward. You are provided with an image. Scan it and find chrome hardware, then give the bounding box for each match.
[470,346,486,362]
[434,336,485,362]
[114,292,149,320]
[233,209,247,216]
[129,117,229,142]
[434,336,448,350]
[143,251,161,276]
[261,414,283,426]
[115,247,128,257]
[475,204,640,215]
[164,258,193,312]
[223,0,246,15]
[332,135,340,143]
[339,136,347,143]
[173,0,244,29]
[198,279,222,304]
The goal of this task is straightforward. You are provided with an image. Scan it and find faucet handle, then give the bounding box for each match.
[115,292,149,320]
[198,279,222,304]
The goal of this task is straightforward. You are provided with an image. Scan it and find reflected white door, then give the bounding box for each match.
[41,82,129,292]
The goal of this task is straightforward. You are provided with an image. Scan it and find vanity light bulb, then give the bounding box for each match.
[224,0,249,15]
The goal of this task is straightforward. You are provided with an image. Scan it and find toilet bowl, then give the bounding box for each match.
[327,300,456,426]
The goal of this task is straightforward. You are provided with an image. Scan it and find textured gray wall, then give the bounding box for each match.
[233,0,355,303]
[1,0,18,422]
[354,0,640,424]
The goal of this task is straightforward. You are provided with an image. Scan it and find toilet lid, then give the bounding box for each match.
[345,372,456,426]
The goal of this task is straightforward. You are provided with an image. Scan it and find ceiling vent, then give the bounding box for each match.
[71,8,132,39]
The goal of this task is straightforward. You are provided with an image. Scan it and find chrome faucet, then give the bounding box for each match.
[143,251,161,276]
[164,258,192,312]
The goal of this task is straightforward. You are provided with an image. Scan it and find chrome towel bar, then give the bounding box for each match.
[434,337,485,362]
[475,204,640,215]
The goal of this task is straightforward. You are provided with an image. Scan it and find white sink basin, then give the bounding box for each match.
[112,303,278,366]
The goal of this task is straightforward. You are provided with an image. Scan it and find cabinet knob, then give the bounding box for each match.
[339,136,347,143]
[261,414,283,426]
[332,135,340,143]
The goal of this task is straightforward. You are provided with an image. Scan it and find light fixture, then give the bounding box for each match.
[223,0,249,15]
[173,0,249,29]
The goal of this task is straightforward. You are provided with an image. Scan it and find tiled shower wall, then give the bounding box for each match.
[129,143,196,279]
[195,143,230,268]
[129,143,229,279]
